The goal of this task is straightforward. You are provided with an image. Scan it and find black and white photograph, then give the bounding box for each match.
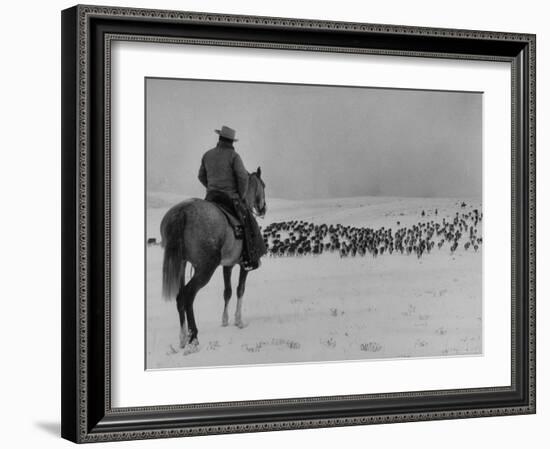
[145,77,483,369]
[56,2,538,445]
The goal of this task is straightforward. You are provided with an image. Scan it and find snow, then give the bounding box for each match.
[145,194,482,369]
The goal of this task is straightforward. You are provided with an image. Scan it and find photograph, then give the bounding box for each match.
[145,77,484,369]
[59,4,536,443]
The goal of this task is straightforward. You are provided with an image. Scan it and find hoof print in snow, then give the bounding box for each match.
[441,347,459,355]
[271,338,300,350]
[242,338,301,352]
[235,321,247,329]
[242,342,264,353]
[360,342,382,352]
[322,337,337,348]
[207,341,220,351]
[166,344,179,355]
[286,341,300,350]
[415,339,428,348]
[402,304,416,317]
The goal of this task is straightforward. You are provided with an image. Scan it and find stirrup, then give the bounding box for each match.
[242,259,261,271]
[234,225,244,239]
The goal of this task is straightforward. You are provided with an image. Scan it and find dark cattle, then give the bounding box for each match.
[260,205,483,261]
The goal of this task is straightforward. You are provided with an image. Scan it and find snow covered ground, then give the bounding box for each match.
[145,194,482,369]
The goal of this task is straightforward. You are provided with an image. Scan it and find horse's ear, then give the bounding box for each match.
[256,166,262,177]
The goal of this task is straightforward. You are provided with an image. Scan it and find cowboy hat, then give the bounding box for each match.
[214,125,238,142]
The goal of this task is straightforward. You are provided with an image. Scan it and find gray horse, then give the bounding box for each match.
[160,168,266,354]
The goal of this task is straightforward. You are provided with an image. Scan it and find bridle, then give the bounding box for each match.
[249,173,266,218]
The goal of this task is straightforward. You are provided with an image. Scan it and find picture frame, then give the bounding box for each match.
[61,4,536,443]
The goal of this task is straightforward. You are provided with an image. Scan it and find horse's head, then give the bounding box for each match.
[247,167,267,218]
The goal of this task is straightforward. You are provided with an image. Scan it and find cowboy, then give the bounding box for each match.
[198,125,265,271]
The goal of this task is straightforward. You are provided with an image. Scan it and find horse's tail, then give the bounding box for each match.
[161,208,187,301]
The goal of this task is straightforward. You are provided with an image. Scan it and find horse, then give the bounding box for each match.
[160,167,266,354]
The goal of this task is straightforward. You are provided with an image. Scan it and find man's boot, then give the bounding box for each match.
[242,258,261,271]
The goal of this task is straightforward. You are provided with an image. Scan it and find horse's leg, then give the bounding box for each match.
[234,267,249,329]
[182,263,217,353]
[175,277,187,348]
[222,266,233,327]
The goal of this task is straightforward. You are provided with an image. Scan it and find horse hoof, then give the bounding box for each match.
[183,340,200,355]
[221,319,229,327]
[179,330,188,348]
[179,337,188,349]
[235,320,246,329]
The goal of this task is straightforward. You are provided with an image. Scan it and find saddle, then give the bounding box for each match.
[209,200,244,239]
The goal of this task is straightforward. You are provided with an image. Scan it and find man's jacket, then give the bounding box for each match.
[198,141,249,199]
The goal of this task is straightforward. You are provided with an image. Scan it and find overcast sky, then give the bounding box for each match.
[146,78,482,200]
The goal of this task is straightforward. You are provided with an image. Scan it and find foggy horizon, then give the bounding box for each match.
[146,78,482,201]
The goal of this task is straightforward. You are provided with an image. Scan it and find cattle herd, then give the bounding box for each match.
[261,204,483,259]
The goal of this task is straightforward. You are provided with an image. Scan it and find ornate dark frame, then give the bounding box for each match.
[61,4,536,443]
